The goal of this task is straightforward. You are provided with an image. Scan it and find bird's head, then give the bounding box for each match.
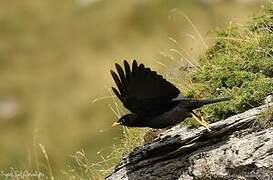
[112,114,137,127]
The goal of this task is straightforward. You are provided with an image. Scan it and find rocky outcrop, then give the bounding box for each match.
[106,101,273,180]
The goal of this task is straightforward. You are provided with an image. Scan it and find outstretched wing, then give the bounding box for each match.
[111,60,180,115]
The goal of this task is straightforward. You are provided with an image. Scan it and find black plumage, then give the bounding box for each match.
[111,60,229,129]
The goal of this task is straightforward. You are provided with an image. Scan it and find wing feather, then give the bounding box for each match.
[115,63,126,85]
[112,87,122,101]
[111,60,180,115]
[110,70,123,93]
[132,60,138,76]
[124,60,131,81]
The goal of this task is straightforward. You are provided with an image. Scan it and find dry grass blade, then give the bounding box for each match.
[38,144,54,180]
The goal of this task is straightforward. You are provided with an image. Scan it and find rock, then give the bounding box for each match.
[264,94,273,104]
[106,102,273,180]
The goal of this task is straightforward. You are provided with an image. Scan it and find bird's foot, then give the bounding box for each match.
[191,111,211,131]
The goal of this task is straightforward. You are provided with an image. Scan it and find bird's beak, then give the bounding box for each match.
[112,122,120,127]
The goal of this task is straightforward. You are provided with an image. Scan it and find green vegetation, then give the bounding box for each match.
[187,4,273,122]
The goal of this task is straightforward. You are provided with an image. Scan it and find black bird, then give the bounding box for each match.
[111,60,229,129]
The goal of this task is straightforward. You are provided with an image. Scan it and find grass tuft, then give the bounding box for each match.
[70,127,147,179]
[257,105,273,129]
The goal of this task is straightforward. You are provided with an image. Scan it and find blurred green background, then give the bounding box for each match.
[0,0,264,178]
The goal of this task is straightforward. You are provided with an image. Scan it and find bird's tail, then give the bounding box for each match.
[179,97,230,109]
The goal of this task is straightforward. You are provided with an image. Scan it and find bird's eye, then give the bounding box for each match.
[122,118,126,123]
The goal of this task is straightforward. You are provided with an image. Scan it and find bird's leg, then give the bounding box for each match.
[192,110,209,125]
[190,110,211,131]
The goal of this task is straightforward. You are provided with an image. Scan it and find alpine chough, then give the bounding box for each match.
[111,60,229,129]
